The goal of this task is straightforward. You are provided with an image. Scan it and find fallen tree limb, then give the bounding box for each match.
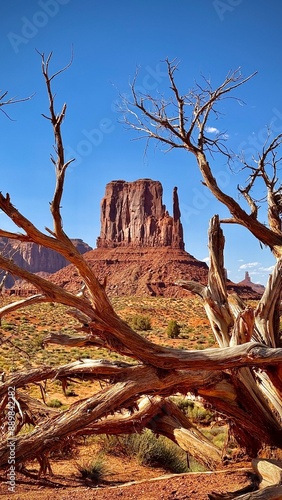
[79,396,222,469]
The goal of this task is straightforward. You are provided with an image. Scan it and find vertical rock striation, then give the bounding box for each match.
[97,179,185,250]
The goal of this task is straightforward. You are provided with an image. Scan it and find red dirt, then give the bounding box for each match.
[0,467,253,499]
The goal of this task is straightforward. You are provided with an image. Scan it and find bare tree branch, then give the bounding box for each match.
[123,60,282,256]
[1,56,282,482]
[0,89,33,120]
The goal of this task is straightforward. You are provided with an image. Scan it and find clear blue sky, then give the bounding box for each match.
[1,0,282,285]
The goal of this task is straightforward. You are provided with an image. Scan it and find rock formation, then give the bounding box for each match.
[0,238,92,288]
[2,178,262,299]
[49,179,261,299]
[52,179,209,297]
[97,179,184,250]
[237,271,265,295]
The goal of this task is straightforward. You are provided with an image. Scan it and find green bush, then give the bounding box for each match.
[130,315,151,331]
[174,397,195,414]
[98,431,189,473]
[167,320,181,338]
[190,405,214,424]
[135,431,188,473]
[47,398,63,408]
[76,455,107,483]
[173,397,215,425]
[1,323,15,331]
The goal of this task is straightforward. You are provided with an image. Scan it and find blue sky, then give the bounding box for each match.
[1,0,282,285]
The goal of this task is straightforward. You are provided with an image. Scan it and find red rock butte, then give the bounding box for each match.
[2,179,263,298]
[51,179,263,298]
[52,179,209,297]
[97,179,185,250]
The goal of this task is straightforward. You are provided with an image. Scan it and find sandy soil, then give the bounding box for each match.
[0,461,254,500]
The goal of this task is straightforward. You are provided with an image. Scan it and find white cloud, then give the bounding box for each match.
[258,265,275,272]
[239,262,260,270]
[202,256,210,263]
[205,126,220,134]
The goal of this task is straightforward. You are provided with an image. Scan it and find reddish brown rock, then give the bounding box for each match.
[2,179,262,300]
[48,179,261,299]
[237,271,265,296]
[0,238,92,288]
[51,246,208,297]
[97,179,184,250]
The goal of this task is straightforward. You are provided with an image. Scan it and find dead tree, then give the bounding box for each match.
[121,59,282,451]
[0,55,281,494]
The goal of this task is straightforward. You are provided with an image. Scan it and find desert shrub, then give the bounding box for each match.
[76,454,107,483]
[174,396,195,414]
[173,397,215,425]
[99,431,188,473]
[166,320,181,338]
[202,427,227,449]
[190,405,214,424]
[96,435,128,456]
[1,322,15,331]
[47,398,63,408]
[213,432,227,449]
[135,431,188,473]
[129,315,151,331]
[65,388,77,397]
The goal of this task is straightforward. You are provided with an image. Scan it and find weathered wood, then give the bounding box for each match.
[255,260,282,347]
[80,396,222,469]
[233,485,282,499]
[1,55,282,474]
[209,486,282,499]
[44,331,104,348]
[252,458,282,488]
[152,398,222,469]
[206,215,234,347]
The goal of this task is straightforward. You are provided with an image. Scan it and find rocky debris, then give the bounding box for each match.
[51,247,261,300]
[51,246,209,298]
[0,238,92,288]
[97,179,184,250]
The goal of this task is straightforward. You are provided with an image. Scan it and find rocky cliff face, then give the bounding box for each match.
[97,179,184,250]
[52,246,209,298]
[0,238,92,288]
